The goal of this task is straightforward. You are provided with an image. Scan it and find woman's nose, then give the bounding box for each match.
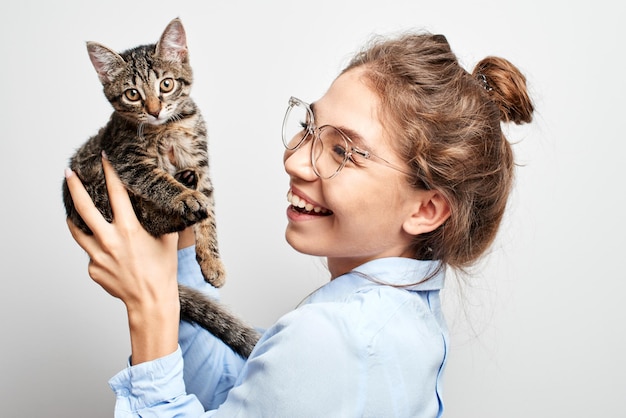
[283,138,317,181]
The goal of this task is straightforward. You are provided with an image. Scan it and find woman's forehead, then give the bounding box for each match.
[313,69,385,148]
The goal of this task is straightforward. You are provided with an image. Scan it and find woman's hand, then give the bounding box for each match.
[65,154,180,364]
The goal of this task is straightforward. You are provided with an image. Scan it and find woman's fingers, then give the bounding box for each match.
[65,167,110,234]
[66,217,96,253]
[101,154,137,229]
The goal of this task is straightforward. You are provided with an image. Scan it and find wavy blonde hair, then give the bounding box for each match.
[344,33,534,270]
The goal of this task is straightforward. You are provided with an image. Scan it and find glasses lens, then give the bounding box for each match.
[312,126,349,179]
[282,101,310,150]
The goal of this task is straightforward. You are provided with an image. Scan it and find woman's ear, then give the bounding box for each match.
[403,190,451,236]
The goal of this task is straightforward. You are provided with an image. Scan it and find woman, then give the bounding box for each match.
[66,32,533,416]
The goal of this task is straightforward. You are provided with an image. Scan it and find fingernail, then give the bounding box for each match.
[65,168,75,179]
[101,150,108,160]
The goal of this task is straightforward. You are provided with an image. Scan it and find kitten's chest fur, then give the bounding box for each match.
[157,117,203,174]
[101,108,207,176]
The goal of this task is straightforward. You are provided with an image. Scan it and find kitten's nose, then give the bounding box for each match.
[146,99,161,118]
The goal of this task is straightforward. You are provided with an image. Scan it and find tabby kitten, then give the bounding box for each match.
[63,18,259,358]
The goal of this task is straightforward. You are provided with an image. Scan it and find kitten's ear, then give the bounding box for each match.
[156,18,188,63]
[86,42,125,84]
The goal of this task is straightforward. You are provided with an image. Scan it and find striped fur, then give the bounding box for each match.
[63,18,259,358]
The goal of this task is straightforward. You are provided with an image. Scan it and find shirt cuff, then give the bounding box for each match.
[177,245,220,300]
[109,346,186,412]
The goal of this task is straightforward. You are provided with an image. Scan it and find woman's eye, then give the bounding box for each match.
[160,78,175,93]
[298,121,311,132]
[124,89,141,102]
[331,143,348,159]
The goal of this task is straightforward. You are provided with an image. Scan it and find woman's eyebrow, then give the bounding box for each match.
[337,126,367,147]
[310,102,368,147]
[310,101,319,119]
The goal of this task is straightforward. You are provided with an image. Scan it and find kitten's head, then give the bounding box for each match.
[87,18,193,126]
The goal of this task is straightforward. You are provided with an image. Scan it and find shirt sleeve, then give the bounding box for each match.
[109,347,206,417]
[176,246,246,410]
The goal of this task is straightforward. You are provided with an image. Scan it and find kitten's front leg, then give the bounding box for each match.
[115,160,210,226]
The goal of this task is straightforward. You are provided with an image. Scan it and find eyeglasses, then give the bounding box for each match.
[282,96,414,180]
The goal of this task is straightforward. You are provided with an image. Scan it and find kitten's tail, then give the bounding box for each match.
[178,284,261,358]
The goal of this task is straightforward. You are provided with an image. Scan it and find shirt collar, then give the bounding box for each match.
[304,257,445,305]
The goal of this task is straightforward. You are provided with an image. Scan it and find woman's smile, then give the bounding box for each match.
[286,188,333,219]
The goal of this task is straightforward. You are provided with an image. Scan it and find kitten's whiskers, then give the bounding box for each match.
[168,112,182,124]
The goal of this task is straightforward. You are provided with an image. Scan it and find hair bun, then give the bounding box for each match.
[473,56,534,124]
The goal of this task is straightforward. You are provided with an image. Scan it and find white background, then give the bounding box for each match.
[1,1,624,417]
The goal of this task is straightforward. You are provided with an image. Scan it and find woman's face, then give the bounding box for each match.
[283,68,426,278]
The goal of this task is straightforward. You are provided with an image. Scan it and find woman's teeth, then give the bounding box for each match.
[287,190,331,214]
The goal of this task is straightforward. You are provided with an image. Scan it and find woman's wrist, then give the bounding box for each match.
[126,286,181,365]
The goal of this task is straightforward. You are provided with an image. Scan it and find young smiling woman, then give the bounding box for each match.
[66,32,533,417]
[284,67,451,279]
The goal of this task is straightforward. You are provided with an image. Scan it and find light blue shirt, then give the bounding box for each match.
[109,248,449,417]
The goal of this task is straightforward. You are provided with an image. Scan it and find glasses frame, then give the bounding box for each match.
[282,96,415,180]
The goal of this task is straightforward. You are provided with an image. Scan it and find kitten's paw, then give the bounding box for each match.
[174,169,198,189]
[173,189,210,223]
[197,255,227,288]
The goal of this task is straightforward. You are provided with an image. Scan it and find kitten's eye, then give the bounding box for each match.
[124,89,141,102]
[160,78,175,93]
